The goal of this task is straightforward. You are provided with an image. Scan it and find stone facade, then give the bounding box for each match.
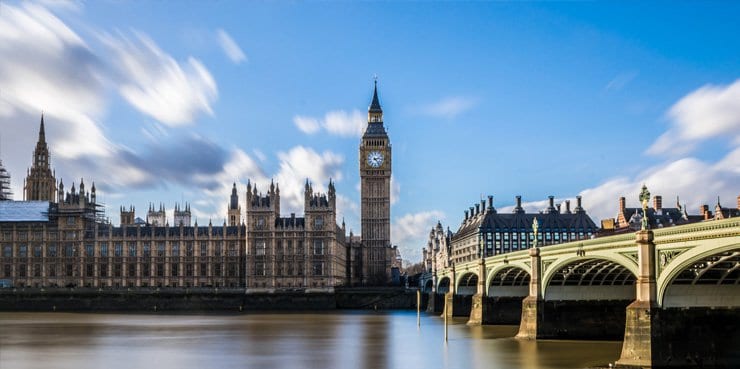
[243,180,347,292]
[23,115,56,202]
[1,84,399,289]
[359,81,393,285]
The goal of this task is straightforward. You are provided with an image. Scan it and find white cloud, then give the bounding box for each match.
[416,96,478,119]
[190,148,269,223]
[293,110,366,137]
[252,149,267,162]
[392,210,446,264]
[275,146,344,213]
[336,194,360,233]
[216,29,247,64]
[648,79,740,156]
[293,115,321,134]
[102,32,218,126]
[390,175,400,205]
[0,2,118,198]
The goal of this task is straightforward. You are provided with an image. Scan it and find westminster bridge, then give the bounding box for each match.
[419,217,740,368]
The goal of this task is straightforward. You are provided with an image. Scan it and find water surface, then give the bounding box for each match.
[0,312,621,369]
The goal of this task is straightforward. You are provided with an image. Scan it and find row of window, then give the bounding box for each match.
[254,239,326,256]
[1,241,240,258]
[4,263,238,279]
[253,261,323,276]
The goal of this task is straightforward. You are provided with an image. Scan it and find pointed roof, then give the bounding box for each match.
[369,80,382,113]
[39,113,46,143]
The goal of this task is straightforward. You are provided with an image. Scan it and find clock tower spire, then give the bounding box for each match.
[360,79,392,285]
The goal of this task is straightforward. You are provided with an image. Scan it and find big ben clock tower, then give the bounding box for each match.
[360,80,391,285]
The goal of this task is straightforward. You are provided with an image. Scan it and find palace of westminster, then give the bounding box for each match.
[0,84,399,290]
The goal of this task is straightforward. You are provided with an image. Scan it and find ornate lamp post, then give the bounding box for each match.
[639,184,650,231]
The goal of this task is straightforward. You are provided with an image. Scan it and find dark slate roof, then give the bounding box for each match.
[619,207,698,230]
[369,81,382,113]
[0,201,50,222]
[275,216,305,229]
[453,208,598,241]
[362,122,387,138]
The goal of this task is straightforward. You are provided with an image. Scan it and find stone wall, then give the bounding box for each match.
[0,288,419,312]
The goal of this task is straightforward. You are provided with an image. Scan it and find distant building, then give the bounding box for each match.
[23,115,56,202]
[422,221,452,274]
[614,195,702,231]
[0,154,12,201]
[701,196,740,220]
[449,195,598,266]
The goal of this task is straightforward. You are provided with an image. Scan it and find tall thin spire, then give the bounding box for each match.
[369,79,382,113]
[39,112,46,143]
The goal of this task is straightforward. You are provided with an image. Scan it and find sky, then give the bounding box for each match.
[1,1,739,264]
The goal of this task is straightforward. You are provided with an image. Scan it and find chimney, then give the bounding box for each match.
[516,195,522,209]
[565,200,571,214]
[475,203,480,215]
[700,205,710,220]
[619,196,626,213]
[488,196,493,210]
[548,196,555,211]
[470,207,475,217]
[556,204,561,213]
[575,196,583,212]
[481,200,486,213]
[464,210,469,221]
[653,195,662,211]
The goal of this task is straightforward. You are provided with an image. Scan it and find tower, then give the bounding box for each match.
[228,182,242,226]
[24,114,57,201]
[359,80,392,285]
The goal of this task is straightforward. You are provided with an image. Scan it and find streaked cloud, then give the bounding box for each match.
[216,29,247,64]
[648,79,740,156]
[275,146,344,213]
[293,110,366,137]
[392,210,446,264]
[415,96,478,119]
[293,116,321,134]
[102,32,218,126]
[605,71,639,92]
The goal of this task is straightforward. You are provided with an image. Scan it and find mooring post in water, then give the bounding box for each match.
[444,298,448,342]
[417,289,421,327]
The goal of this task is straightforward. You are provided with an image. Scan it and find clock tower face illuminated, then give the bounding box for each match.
[360,80,392,285]
[366,151,384,168]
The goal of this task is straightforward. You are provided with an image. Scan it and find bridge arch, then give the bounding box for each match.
[437,276,451,294]
[456,272,479,295]
[486,264,530,297]
[658,241,740,307]
[542,255,638,300]
[423,279,433,293]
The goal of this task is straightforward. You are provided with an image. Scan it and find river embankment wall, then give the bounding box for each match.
[0,287,423,312]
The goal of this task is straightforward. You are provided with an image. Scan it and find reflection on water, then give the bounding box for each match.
[0,312,620,369]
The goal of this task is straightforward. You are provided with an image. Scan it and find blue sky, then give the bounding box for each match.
[1,1,739,264]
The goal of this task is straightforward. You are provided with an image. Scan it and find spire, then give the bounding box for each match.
[39,113,46,143]
[369,79,382,113]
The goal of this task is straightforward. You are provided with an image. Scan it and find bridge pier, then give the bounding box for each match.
[617,230,664,368]
[516,247,542,339]
[467,258,488,325]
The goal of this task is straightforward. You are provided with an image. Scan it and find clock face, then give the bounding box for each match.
[367,151,384,168]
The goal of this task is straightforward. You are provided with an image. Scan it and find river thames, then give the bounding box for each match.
[0,311,621,369]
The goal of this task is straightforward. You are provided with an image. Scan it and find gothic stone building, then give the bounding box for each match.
[1,84,397,289]
[449,195,599,266]
[243,179,348,291]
